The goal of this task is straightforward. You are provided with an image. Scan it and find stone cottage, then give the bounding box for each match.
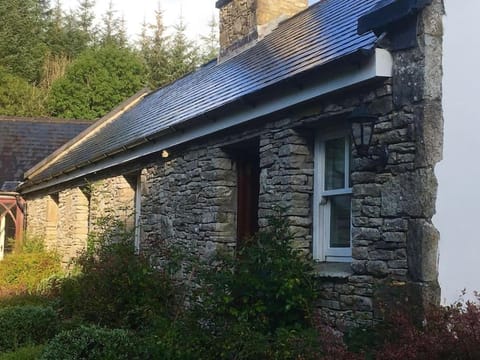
[18,0,444,328]
[0,116,89,258]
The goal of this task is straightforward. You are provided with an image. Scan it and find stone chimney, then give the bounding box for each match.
[216,0,308,60]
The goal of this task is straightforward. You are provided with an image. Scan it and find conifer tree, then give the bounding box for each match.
[140,2,170,87]
[100,1,127,47]
[0,0,46,82]
[165,15,200,84]
[200,14,219,63]
[76,0,97,46]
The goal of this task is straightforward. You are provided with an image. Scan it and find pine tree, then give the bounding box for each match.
[77,0,95,34]
[76,0,96,46]
[100,1,127,47]
[165,14,200,84]
[200,14,219,63]
[37,0,52,21]
[42,1,89,59]
[0,0,47,82]
[117,15,128,48]
[140,2,170,87]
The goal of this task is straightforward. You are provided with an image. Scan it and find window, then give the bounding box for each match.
[313,131,352,262]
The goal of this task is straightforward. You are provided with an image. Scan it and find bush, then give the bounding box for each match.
[40,326,142,360]
[178,210,318,359]
[0,306,58,352]
[0,294,53,309]
[372,295,480,360]
[0,236,62,296]
[340,293,480,360]
[196,210,315,332]
[0,345,44,360]
[0,253,62,296]
[58,217,178,330]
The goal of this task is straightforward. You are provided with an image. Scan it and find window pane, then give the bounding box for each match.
[330,195,351,248]
[325,138,345,190]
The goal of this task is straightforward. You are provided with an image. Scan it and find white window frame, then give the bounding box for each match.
[313,130,352,262]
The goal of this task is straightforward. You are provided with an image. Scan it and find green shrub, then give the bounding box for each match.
[0,306,58,352]
[196,210,315,332]
[0,252,62,295]
[58,217,178,330]
[0,294,53,310]
[169,210,319,359]
[0,345,45,360]
[0,235,62,296]
[40,326,142,360]
[11,235,45,254]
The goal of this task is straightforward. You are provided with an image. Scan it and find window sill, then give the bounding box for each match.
[312,262,353,279]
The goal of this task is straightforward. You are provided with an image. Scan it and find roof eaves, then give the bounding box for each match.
[24,88,151,180]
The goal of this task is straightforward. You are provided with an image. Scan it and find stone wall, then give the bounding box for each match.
[26,197,48,242]
[25,175,137,265]
[45,195,59,250]
[217,0,307,57]
[256,0,307,25]
[218,0,257,56]
[89,175,136,233]
[141,148,237,258]
[258,125,314,252]
[56,188,89,264]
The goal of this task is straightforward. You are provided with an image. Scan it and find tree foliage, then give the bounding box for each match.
[200,15,219,63]
[138,5,208,88]
[0,0,219,119]
[0,67,47,117]
[48,45,147,120]
[0,0,46,82]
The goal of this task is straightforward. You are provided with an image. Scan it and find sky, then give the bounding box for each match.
[435,0,480,304]
[60,0,218,41]
[60,0,480,303]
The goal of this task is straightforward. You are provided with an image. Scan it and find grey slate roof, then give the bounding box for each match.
[25,0,380,186]
[0,117,90,189]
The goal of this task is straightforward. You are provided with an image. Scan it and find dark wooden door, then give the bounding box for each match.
[236,152,260,244]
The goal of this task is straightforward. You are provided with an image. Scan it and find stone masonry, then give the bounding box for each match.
[217,0,307,58]
[89,175,136,233]
[141,147,237,258]
[56,188,89,264]
[25,174,137,266]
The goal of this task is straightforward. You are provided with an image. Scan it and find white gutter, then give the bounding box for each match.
[21,48,393,195]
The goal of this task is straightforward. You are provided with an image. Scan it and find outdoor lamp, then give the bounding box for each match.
[348,106,388,168]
